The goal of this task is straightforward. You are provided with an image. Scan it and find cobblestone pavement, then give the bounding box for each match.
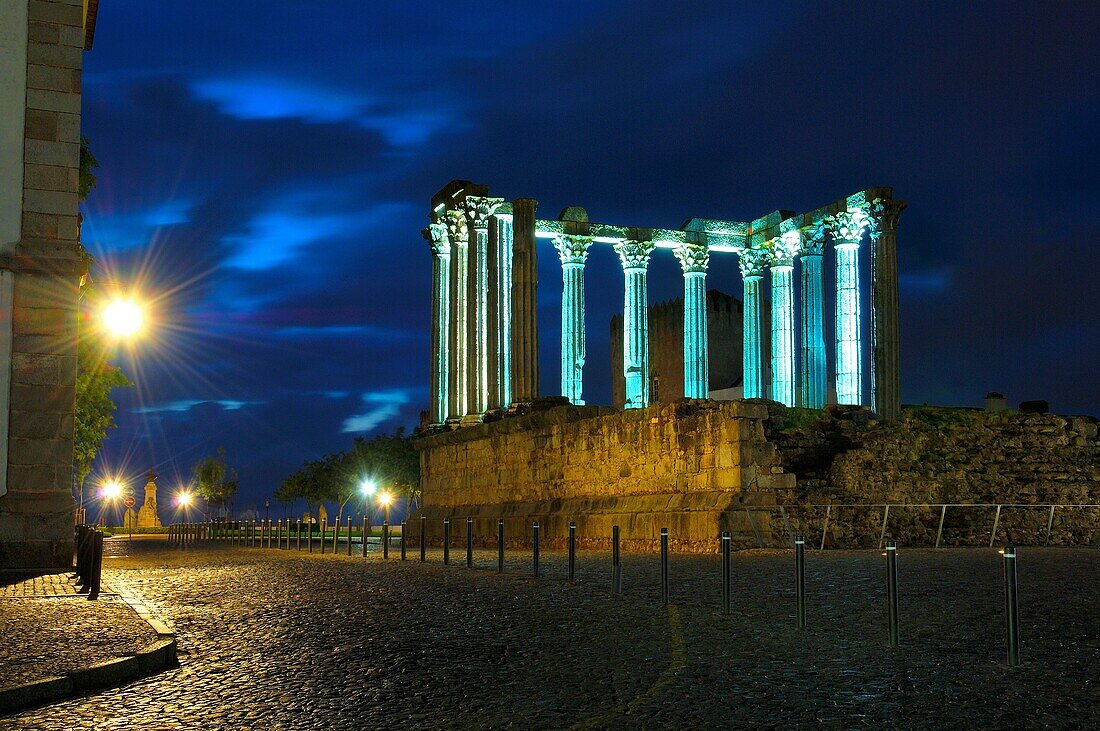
[4,540,1097,730]
[0,571,157,688]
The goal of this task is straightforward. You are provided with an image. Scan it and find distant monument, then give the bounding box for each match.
[136,469,162,528]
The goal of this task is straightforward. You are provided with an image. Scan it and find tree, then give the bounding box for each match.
[74,138,132,504]
[192,447,239,517]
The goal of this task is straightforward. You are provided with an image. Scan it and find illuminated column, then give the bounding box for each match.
[799,224,827,408]
[445,210,469,422]
[553,235,591,404]
[769,232,800,406]
[488,203,514,409]
[613,239,656,409]
[739,249,768,399]
[868,198,905,420]
[424,222,450,425]
[830,210,870,406]
[464,197,498,419]
[511,199,539,402]
[673,243,710,399]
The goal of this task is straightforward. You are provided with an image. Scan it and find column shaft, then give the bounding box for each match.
[742,275,764,399]
[489,212,514,409]
[511,199,539,402]
[770,265,795,406]
[446,214,469,421]
[682,272,708,399]
[870,199,904,420]
[623,268,650,408]
[430,250,451,424]
[467,226,489,416]
[834,243,862,405]
[799,254,826,408]
[560,263,586,404]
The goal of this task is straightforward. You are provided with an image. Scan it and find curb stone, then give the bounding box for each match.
[0,583,177,715]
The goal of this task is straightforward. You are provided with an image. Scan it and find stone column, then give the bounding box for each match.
[424,222,450,425]
[673,243,710,399]
[444,210,469,422]
[830,210,870,406]
[463,196,501,420]
[869,198,906,420]
[488,203,514,410]
[613,240,656,409]
[738,249,768,399]
[769,232,800,406]
[554,235,592,404]
[510,199,539,403]
[799,224,827,409]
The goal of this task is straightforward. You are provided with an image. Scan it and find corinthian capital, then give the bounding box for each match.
[801,221,827,257]
[553,235,592,266]
[445,209,469,244]
[423,222,450,256]
[673,243,709,275]
[769,231,801,267]
[828,209,871,244]
[867,197,906,239]
[464,196,505,230]
[613,239,655,271]
[738,248,769,279]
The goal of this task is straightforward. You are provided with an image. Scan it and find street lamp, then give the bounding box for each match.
[378,490,393,524]
[264,500,270,525]
[99,296,145,339]
[359,479,376,498]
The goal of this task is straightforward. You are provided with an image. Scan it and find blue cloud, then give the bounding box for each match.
[132,399,263,414]
[80,199,193,250]
[341,389,412,433]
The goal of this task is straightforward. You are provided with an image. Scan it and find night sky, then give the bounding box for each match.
[79,1,1099,511]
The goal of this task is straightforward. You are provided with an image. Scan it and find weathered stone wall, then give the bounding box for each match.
[765,405,1100,547]
[0,0,87,569]
[415,400,795,550]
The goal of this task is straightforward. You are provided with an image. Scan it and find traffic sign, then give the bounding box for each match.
[123,496,136,508]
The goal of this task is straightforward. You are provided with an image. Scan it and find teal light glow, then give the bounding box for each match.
[426,222,451,425]
[739,248,768,400]
[555,235,591,405]
[770,264,795,406]
[471,224,490,414]
[831,210,868,406]
[674,243,709,400]
[445,210,469,419]
[614,240,655,409]
[494,212,514,408]
[799,236,827,408]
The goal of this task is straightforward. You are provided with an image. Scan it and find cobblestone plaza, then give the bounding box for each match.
[5,539,1097,729]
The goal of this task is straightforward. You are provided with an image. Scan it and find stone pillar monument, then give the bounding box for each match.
[830,210,870,405]
[136,469,161,528]
[869,197,906,420]
[488,203,514,410]
[739,249,768,399]
[769,231,800,406]
[799,223,827,408]
[445,210,469,423]
[554,234,592,405]
[673,243,709,399]
[464,196,501,421]
[424,222,450,425]
[511,198,539,403]
[613,239,656,409]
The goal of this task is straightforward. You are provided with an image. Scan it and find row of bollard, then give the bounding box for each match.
[73,524,104,599]
[411,519,1026,667]
[166,517,1026,667]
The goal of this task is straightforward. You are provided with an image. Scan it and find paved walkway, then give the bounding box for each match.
[0,565,158,689]
[3,541,1097,729]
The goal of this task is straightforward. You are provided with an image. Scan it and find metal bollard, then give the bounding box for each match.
[330,522,338,554]
[308,522,314,553]
[320,520,327,554]
[497,519,505,573]
[795,535,806,629]
[346,517,353,556]
[532,522,540,578]
[362,517,370,557]
[568,521,576,586]
[419,515,426,563]
[401,521,407,561]
[88,530,103,600]
[443,519,450,565]
[1003,546,1021,666]
[276,520,282,550]
[612,525,622,594]
[466,517,473,568]
[721,531,732,615]
[297,521,302,552]
[660,528,670,605]
[886,540,899,647]
[383,521,390,559]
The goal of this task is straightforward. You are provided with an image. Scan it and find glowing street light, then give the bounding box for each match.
[360,479,377,498]
[100,296,145,338]
[378,490,393,523]
[177,490,194,508]
[100,479,123,501]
